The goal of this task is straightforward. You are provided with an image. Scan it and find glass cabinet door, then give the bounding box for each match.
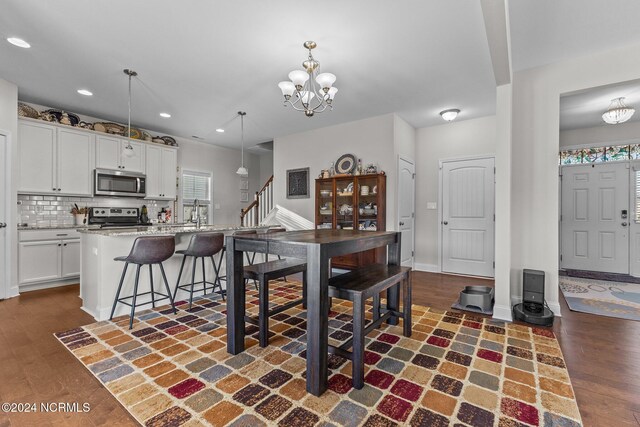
[356,175,379,231]
[335,178,355,230]
[317,180,333,229]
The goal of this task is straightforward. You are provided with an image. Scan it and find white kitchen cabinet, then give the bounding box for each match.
[18,229,82,286]
[145,145,177,200]
[61,239,81,278]
[57,128,94,195]
[96,135,145,173]
[18,120,94,196]
[18,121,56,194]
[19,240,61,284]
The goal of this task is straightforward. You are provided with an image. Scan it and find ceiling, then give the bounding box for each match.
[560,79,640,130]
[509,0,640,72]
[0,0,497,148]
[3,2,640,149]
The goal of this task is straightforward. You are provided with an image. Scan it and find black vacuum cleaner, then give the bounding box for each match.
[512,269,555,326]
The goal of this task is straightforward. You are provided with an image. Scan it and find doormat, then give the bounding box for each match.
[560,276,640,321]
[56,281,582,427]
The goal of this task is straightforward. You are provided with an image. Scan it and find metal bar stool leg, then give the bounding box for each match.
[129,265,142,330]
[110,262,129,320]
[159,263,177,314]
[149,264,156,308]
[258,275,269,347]
[201,257,207,294]
[211,256,225,301]
[352,296,365,389]
[173,255,187,302]
[403,274,412,337]
[189,256,197,310]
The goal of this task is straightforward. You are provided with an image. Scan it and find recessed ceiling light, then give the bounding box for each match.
[439,108,460,122]
[216,128,224,133]
[7,37,30,48]
[159,112,171,118]
[77,89,93,96]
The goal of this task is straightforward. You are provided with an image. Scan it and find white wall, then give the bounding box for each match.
[177,137,260,225]
[0,78,18,297]
[510,41,640,316]
[259,151,274,187]
[560,120,640,147]
[273,114,396,228]
[414,116,497,270]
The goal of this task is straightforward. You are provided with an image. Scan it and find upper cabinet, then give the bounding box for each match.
[96,135,145,173]
[145,144,177,200]
[19,121,94,196]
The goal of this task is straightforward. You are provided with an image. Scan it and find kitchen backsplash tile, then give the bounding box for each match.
[17,194,174,227]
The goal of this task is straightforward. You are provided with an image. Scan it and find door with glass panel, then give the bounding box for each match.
[561,162,629,273]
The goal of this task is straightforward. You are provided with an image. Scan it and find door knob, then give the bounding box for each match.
[443,221,448,225]
[622,222,628,227]
[399,221,404,226]
[0,222,6,228]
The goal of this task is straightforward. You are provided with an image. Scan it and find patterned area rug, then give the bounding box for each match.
[560,276,640,321]
[56,281,582,427]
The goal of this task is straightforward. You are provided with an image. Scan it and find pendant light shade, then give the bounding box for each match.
[602,97,635,124]
[236,111,248,176]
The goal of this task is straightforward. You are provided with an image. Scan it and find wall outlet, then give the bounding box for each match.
[427,202,437,210]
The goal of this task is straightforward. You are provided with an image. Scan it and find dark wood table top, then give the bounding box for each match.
[232,229,397,245]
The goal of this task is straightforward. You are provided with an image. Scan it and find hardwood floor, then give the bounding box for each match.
[0,273,638,426]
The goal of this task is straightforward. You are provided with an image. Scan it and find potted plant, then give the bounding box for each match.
[70,204,88,226]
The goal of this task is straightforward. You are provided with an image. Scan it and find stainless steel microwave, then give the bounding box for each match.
[94,169,146,198]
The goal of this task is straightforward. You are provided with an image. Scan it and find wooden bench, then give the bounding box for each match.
[243,258,307,347]
[328,264,412,389]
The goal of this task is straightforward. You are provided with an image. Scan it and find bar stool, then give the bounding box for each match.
[110,235,177,329]
[173,232,225,310]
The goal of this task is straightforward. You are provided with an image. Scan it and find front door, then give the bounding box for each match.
[441,157,495,277]
[398,157,415,267]
[561,162,629,273]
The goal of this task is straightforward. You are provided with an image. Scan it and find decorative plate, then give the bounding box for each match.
[18,102,40,119]
[124,127,142,140]
[142,130,152,141]
[152,137,165,144]
[336,153,356,174]
[161,136,177,146]
[94,122,125,135]
[77,121,94,130]
[40,109,80,126]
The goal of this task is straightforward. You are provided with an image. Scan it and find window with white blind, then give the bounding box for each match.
[182,171,212,224]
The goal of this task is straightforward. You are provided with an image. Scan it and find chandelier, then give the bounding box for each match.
[278,41,338,117]
[602,97,635,124]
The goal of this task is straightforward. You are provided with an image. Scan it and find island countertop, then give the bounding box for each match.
[77,224,271,237]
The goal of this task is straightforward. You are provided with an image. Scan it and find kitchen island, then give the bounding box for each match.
[78,224,270,321]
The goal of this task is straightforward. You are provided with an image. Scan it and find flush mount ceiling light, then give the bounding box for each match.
[7,37,30,48]
[159,112,171,118]
[440,109,460,122]
[278,41,338,117]
[236,111,248,176]
[77,89,93,96]
[216,128,224,133]
[122,69,138,158]
[602,97,635,124]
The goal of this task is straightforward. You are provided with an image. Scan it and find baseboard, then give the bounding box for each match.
[492,304,513,322]
[19,280,78,293]
[414,263,439,273]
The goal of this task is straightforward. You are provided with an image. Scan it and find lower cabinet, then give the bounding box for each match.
[18,230,81,286]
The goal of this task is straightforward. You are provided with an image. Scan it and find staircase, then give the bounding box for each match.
[240,175,274,227]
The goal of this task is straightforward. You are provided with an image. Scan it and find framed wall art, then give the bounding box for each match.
[286,167,310,199]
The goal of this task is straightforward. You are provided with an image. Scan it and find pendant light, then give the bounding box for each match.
[236,111,248,176]
[122,69,137,158]
[602,97,635,124]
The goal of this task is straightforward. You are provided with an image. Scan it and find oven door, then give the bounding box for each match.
[94,169,146,197]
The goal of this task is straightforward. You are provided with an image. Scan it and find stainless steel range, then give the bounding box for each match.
[88,207,142,228]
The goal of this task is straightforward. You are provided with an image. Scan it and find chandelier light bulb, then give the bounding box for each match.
[440,109,460,122]
[602,97,635,124]
[277,41,337,117]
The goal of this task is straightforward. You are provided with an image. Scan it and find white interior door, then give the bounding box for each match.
[561,162,629,274]
[0,134,7,299]
[441,157,495,277]
[398,157,415,266]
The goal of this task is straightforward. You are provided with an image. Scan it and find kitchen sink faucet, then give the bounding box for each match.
[191,199,201,228]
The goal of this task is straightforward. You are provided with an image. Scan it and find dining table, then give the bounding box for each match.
[225,229,401,396]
